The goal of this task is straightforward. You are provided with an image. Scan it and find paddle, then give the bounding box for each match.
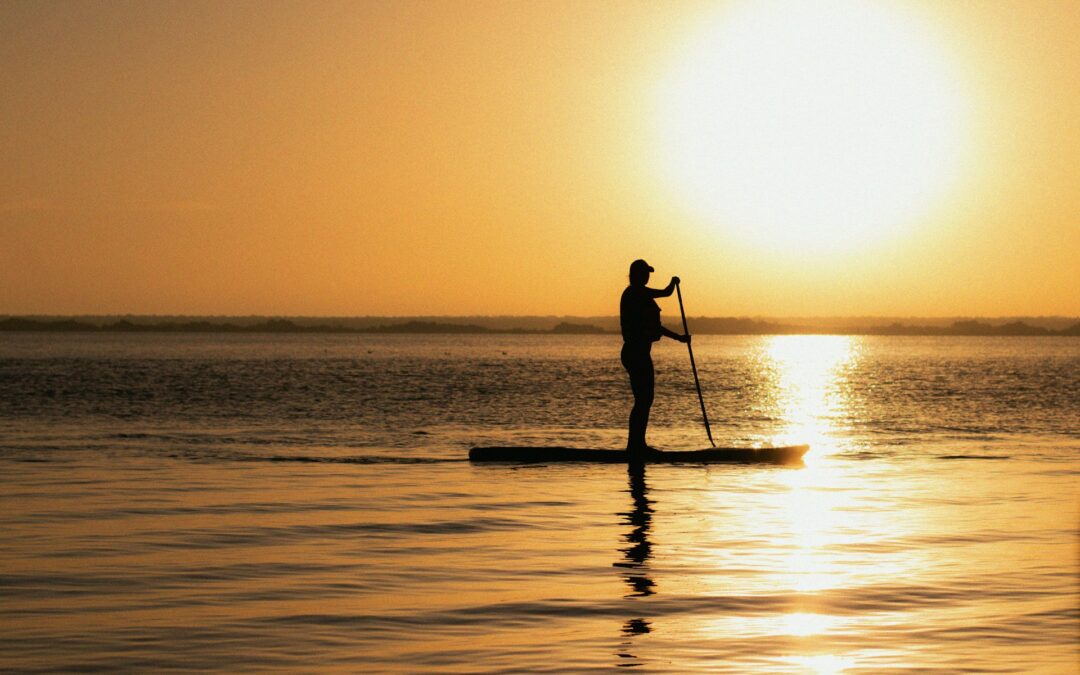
[675,281,715,447]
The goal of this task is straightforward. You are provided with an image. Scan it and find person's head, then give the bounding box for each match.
[628,259,653,286]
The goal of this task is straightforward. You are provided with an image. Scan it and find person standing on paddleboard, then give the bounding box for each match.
[620,259,690,454]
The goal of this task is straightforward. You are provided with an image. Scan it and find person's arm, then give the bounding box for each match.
[645,276,680,298]
[660,326,690,343]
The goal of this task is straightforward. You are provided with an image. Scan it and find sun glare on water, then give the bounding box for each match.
[765,334,857,455]
[656,0,972,255]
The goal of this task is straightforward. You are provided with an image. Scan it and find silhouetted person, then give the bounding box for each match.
[620,259,689,454]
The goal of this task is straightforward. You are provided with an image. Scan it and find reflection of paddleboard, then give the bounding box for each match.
[468,445,809,465]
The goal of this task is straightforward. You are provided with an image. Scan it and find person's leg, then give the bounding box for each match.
[636,354,654,449]
[622,345,655,451]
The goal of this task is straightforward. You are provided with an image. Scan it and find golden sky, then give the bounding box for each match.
[2,0,1078,316]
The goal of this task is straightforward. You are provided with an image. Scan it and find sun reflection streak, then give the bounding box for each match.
[763,335,859,457]
[762,338,861,598]
[781,612,839,636]
[698,337,917,669]
[763,336,865,657]
[780,654,856,674]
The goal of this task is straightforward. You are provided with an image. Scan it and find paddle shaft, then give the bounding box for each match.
[675,282,715,447]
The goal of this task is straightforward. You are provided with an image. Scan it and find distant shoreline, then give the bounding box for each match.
[2,316,1077,337]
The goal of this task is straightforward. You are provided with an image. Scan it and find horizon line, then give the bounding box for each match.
[3,313,1079,320]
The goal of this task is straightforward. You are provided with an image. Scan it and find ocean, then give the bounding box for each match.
[1,333,1077,672]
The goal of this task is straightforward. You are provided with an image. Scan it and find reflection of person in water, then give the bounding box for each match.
[614,462,655,596]
[614,463,654,666]
[620,259,690,454]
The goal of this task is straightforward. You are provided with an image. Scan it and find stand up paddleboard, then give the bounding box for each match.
[468,445,808,465]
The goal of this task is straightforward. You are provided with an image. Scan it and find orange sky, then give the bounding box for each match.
[1,0,1078,317]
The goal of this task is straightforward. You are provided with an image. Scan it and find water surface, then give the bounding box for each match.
[1,334,1077,672]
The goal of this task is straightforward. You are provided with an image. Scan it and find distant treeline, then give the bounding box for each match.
[1,316,1078,336]
[860,320,1080,336]
[0,317,608,335]
[685,319,1080,336]
[360,320,606,335]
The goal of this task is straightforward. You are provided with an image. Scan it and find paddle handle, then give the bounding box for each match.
[676,282,715,448]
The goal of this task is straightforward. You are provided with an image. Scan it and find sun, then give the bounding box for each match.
[655,0,972,255]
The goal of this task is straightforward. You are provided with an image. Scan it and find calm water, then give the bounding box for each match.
[1,333,1077,673]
